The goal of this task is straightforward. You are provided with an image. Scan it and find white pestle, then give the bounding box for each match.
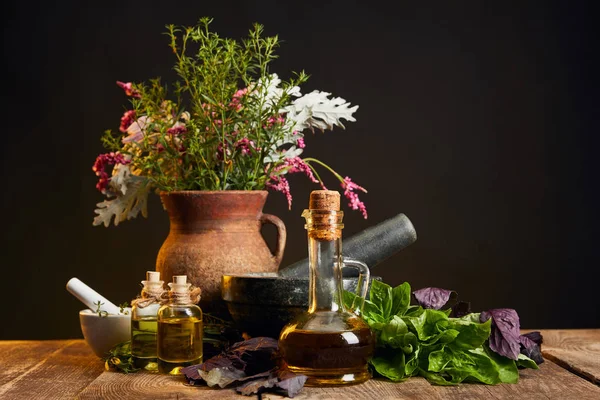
[66,277,122,315]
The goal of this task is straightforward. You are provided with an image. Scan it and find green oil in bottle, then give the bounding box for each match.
[131,271,164,371]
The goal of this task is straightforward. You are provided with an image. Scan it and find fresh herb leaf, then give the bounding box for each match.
[370,352,407,381]
[516,353,539,369]
[275,370,309,398]
[102,341,139,373]
[480,309,521,360]
[413,287,456,310]
[344,281,541,386]
[94,300,109,318]
[369,280,393,319]
[519,333,544,365]
[391,282,411,316]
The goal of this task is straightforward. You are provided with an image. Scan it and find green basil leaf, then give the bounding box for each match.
[404,309,449,341]
[370,351,407,381]
[418,368,457,386]
[369,280,393,319]
[447,317,491,350]
[343,290,382,324]
[516,353,539,370]
[380,316,409,348]
[391,282,411,317]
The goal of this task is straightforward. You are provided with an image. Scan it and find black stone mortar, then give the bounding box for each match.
[222,273,382,338]
[221,213,417,338]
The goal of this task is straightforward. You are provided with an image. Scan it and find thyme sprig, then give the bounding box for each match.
[102,341,139,374]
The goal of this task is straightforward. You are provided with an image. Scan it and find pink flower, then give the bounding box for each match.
[116,81,141,98]
[167,123,187,136]
[267,175,292,209]
[282,157,319,184]
[297,137,305,149]
[92,152,130,193]
[341,176,368,219]
[215,142,231,161]
[119,110,136,133]
[229,88,248,111]
[235,138,256,156]
[265,114,286,128]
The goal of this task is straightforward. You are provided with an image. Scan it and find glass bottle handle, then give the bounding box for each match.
[341,257,370,315]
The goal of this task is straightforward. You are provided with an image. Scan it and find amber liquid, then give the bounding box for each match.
[157,317,203,374]
[279,320,375,386]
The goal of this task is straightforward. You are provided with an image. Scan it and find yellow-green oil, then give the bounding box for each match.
[131,316,158,370]
[157,317,203,374]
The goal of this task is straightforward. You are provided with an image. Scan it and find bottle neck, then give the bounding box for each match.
[308,235,344,313]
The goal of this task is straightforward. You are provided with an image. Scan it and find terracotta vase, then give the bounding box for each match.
[156,190,286,317]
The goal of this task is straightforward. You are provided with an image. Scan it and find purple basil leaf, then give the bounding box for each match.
[182,337,279,385]
[480,308,521,360]
[236,373,279,396]
[276,370,309,398]
[413,287,456,310]
[520,333,544,365]
[521,331,543,346]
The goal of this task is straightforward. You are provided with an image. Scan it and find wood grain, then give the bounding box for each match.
[2,332,600,399]
[0,340,104,399]
[76,371,242,400]
[536,329,600,384]
[263,361,600,400]
[0,340,68,387]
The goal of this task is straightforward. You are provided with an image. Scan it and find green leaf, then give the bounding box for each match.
[404,305,424,317]
[447,316,491,350]
[418,368,457,386]
[391,282,411,317]
[516,353,539,370]
[369,280,393,319]
[477,346,519,384]
[370,351,407,382]
[380,316,409,348]
[343,290,383,324]
[404,309,449,341]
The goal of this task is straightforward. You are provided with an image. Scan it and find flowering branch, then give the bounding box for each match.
[93,17,368,226]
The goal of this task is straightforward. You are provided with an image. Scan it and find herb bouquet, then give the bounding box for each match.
[92,17,367,228]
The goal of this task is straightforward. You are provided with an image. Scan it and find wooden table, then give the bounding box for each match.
[0,330,598,399]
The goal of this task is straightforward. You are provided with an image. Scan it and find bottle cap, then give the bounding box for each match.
[173,275,187,284]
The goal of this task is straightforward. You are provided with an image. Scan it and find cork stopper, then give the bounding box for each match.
[146,271,160,282]
[304,190,343,241]
[309,190,340,211]
[168,275,190,294]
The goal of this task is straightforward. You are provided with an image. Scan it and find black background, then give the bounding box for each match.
[2,1,598,340]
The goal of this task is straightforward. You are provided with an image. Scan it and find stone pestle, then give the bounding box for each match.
[278,213,418,278]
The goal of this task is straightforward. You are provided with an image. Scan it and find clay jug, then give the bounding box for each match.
[156,191,286,317]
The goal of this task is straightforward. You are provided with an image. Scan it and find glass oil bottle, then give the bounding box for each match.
[278,190,375,386]
[157,275,203,374]
[131,270,164,371]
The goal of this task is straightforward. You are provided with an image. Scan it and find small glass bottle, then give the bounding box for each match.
[279,190,375,386]
[157,275,203,374]
[131,271,164,371]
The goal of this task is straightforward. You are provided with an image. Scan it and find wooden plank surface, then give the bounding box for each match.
[537,329,600,385]
[0,340,104,399]
[77,371,242,399]
[1,331,599,399]
[0,340,69,387]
